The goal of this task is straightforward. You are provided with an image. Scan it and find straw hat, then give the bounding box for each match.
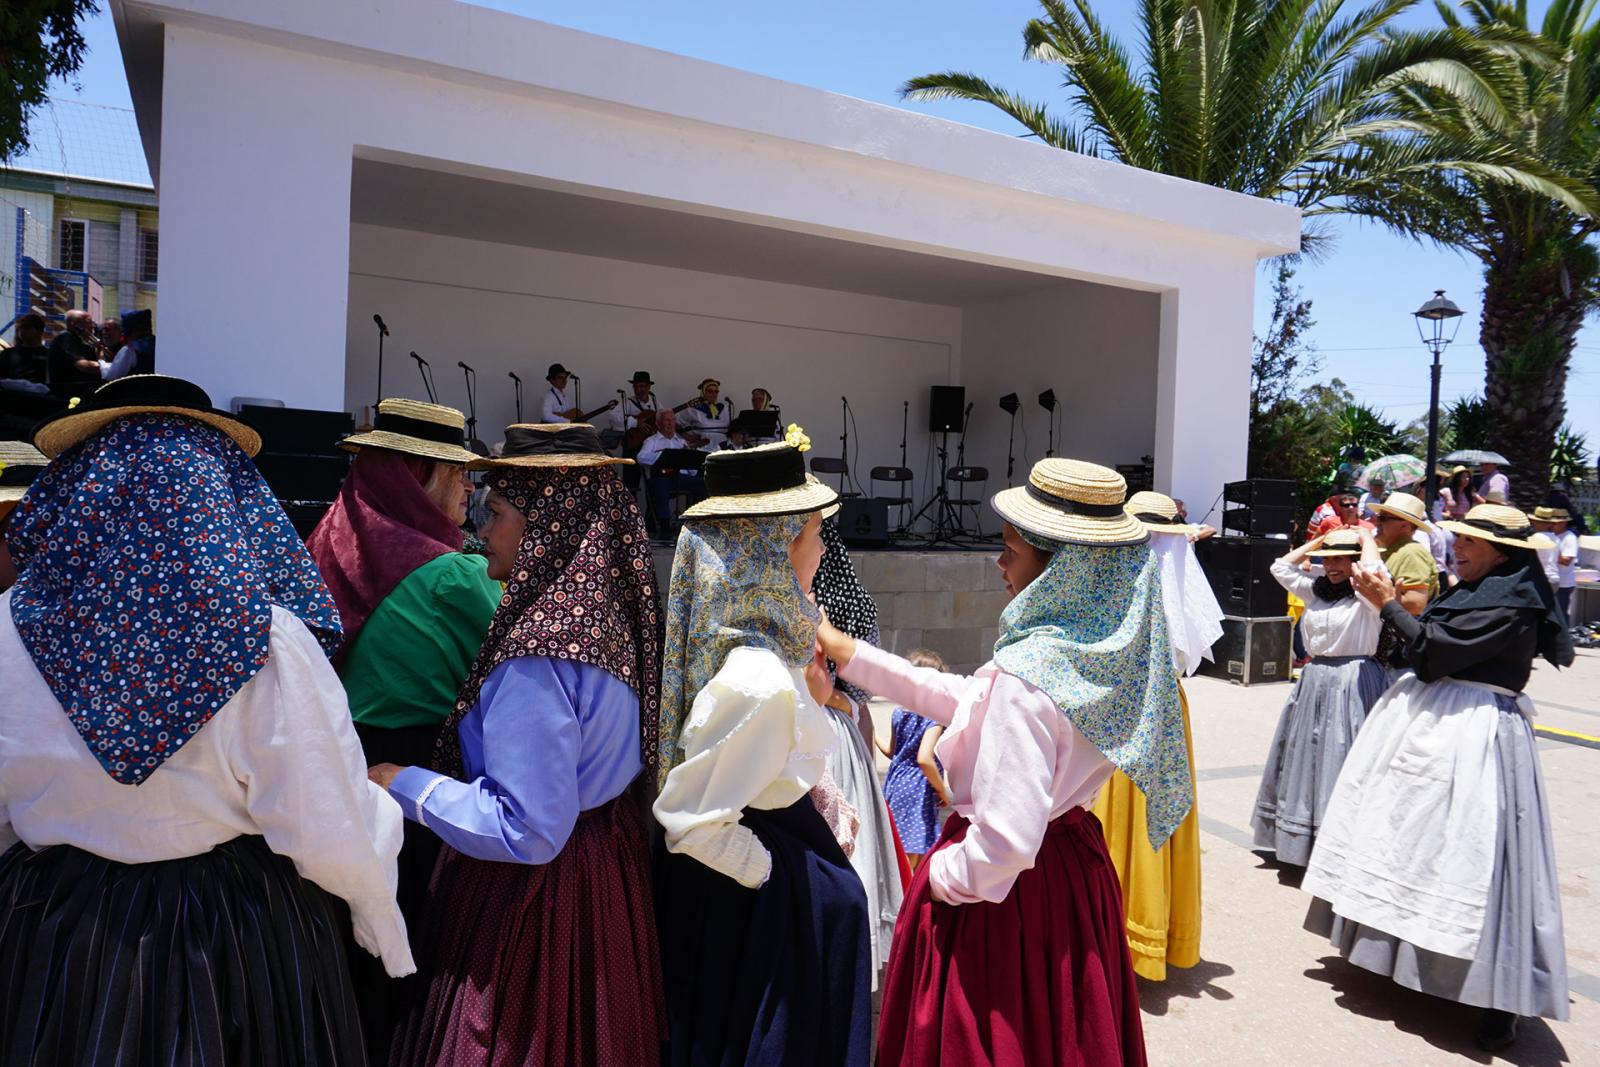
[340,398,479,465]
[1125,490,1192,536]
[1368,491,1433,531]
[32,374,261,458]
[1308,528,1364,557]
[991,458,1147,546]
[1531,505,1571,524]
[1440,504,1555,551]
[468,423,631,470]
[0,440,48,521]
[681,441,839,519]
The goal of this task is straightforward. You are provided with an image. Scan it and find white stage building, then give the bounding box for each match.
[112,0,1298,518]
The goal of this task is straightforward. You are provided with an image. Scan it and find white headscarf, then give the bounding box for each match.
[1149,533,1224,676]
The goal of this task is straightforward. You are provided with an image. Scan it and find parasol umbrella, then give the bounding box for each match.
[1443,449,1509,466]
[1355,454,1427,490]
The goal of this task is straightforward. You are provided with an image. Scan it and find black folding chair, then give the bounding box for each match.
[945,466,989,536]
[870,465,914,532]
[810,456,860,498]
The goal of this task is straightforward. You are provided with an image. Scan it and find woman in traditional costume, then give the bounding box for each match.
[1303,504,1572,1051]
[811,512,904,985]
[0,375,412,1065]
[653,435,872,1067]
[306,396,499,1057]
[1091,490,1223,981]
[372,423,665,1067]
[1251,527,1386,866]
[818,458,1190,1067]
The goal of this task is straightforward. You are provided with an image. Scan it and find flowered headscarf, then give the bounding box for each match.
[656,513,819,790]
[813,516,880,703]
[992,532,1191,849]
[6,414,341,785]
[433,465,662,782]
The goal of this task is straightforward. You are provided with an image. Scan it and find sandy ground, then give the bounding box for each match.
[867,646,1600,1065]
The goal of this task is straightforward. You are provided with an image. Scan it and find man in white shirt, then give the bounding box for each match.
[1478,462,1510,505]
[636,408,706,534]
[611,370,658,436]
[1358,478,1387,520]
[540,363,582,423]
[1534,506,1580,619]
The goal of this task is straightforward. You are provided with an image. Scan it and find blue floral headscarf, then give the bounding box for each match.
[992,532,1191,849]
[656,513,818,790]
[6,414,341,785]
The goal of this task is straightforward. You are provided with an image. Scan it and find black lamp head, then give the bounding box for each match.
[1038,388,1056,412]
[999,392,1019,415]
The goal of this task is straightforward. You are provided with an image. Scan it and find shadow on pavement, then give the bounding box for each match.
[1138,959,1236,1017]
[1303,956,1569,1065]
[1251,849,1306,889]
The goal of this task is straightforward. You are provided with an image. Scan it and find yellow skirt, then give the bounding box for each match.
[1090,682,1201,981]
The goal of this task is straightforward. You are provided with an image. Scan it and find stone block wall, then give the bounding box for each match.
[852,550,1007,673]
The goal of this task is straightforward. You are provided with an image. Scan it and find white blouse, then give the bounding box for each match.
[0,595,414,978]
[1270,558,1381,658]
[653,646,836,888]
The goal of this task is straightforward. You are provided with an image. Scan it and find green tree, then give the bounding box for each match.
[1248,265,1328,510]
[1347,0,1600,507]
[0,0,96,163]
[1443,393,1491,452]
[1550,424,1590,485]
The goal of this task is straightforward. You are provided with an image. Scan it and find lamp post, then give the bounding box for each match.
[1412,290,1464,513]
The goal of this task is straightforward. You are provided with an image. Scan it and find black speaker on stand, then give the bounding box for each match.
[909,385,971,544]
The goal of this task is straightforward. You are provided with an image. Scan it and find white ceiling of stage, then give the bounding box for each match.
[349,158,1070,307]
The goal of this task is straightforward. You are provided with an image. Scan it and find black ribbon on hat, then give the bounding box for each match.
[703,445,806,497]
[1460,516,1536,541]
[373,410,466,447]
[1131,510,1185,526]
[502,423,607,458]
[1025,480,1126,518]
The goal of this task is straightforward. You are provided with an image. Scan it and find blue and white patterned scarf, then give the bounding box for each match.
[6,414,341,785]
[992,534,1191,849]
[656,514,819,790]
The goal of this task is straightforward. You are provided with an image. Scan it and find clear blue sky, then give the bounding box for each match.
[51,0,1599,454]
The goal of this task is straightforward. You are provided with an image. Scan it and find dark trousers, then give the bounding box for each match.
[1556,585,1574,622]
[649,472,706,528]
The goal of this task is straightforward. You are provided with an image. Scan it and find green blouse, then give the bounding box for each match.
[340,552,501,729]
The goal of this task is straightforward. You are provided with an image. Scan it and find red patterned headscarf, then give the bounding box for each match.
[433,464,662,783]
[306,447,464,659]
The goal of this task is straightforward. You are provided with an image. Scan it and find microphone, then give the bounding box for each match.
[373,313,389,336]
[457,360,473,371]
[508,371,521,383]
[410,351,428,367]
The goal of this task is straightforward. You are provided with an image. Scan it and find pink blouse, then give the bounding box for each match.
[842,643,1114,906]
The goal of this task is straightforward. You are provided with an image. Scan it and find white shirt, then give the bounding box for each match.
[1537,541,1561,588]
[1557,529,1579,588]
[680,401,733,451]
[0,597,415,978]
[654,647,837,888]
[637,430,690,468]
[611,394,656,433]
[541,385,571,424]
[98,344,137,380]
[1271,558,1381,658]
[1482,471,1510,502]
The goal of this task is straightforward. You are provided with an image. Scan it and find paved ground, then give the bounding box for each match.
[1145,648,1600,1066]
[866,646,1600,1064]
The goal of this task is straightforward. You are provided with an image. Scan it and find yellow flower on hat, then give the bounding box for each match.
[68,396,82,409]
[784,423,811,453]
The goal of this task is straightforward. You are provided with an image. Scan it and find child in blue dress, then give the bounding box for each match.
[877,649,951,869]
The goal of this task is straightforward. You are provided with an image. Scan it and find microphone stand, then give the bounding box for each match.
[372,314,388,413]
[1005,409,1018,487]
[838,396,851,495]
[458,361,479,450]
[509,372,523,422]
[895,399,910,535]
[411,352,436,402]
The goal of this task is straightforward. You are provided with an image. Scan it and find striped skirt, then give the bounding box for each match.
[0,834,365,1066]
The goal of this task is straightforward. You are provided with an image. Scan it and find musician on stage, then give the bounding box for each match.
[681,378,733,451]
[541,363,582,423]
[636,407,706,535]
[612,371,658,436]
[746,389,782,445]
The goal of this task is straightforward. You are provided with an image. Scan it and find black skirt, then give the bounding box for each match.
[0,834,366,1066]
[656,797,872,1067]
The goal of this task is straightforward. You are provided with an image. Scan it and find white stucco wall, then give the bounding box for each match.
[345,224,962,472]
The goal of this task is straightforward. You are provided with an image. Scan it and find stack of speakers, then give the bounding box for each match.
[236,405,354,538]
[1195,478,1297,685]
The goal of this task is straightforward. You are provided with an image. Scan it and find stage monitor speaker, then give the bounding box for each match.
[837,498,890,548]
[1194,536,1288,617]
[237,405,354,456]
[928,386,966,434]
[1197,615,1292,686]
[1221,505,1296,537]
[1224,478,1297,509]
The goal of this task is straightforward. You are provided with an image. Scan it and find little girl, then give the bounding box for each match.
[878,648,951,869]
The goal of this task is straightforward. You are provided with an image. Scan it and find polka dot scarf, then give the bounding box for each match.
[434,465,662,783]
[813,516,880,703]
[6,414,342,785]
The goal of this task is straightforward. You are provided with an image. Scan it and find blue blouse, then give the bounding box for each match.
[388,656,642,864]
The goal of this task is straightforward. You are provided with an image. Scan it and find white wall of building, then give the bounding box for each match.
[345,224,962,471]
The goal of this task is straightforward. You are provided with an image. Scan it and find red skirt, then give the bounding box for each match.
[878,808,1147,1067]
[391,793,665,1067]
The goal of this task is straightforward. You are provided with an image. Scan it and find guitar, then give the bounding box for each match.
[575,399,619,424]
[623,398,698,452]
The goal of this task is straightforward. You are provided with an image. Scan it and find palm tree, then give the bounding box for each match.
[902,0,1586,244]
[1339,0,1600,507]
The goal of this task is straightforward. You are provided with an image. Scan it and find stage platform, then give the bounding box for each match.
[649,542,1008,674]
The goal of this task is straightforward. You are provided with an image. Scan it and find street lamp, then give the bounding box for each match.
[1413,290,1463,512]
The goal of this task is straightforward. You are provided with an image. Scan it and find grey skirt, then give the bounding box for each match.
[1252,655,1388,866]
[1305,703,1569,1020]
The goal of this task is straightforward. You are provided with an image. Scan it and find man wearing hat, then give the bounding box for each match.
[1532,506,1579,618]
[1369,491,1439,615]
[612,371,658,489]
[0,440,47,592]
[541,362,582,423]
[306,396,501,1060]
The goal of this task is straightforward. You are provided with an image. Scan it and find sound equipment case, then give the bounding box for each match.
[1193,536,1289,617]
[1198,615,1292,686]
